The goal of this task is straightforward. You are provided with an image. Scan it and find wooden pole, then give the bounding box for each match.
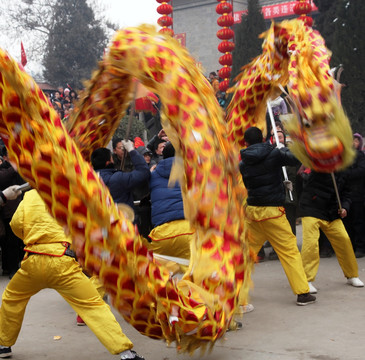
[330,172,342,211]
[121,83,137,171]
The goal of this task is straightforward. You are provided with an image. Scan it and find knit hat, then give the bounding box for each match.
[353,133,363,151]
[134,137,145,148]
[162,142,175,159]
[142,148,153,157]
[91,148,112,170]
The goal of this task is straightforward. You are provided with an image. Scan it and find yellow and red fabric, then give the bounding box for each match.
[227,20,354,172]
[0,24,251,353]
[0,19,353,353]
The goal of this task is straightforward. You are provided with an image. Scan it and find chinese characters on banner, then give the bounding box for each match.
[174,33,186,47]
[234,0,318,24]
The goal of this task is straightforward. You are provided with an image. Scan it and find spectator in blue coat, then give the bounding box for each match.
[91,140,150,211]
[148,142,194,260]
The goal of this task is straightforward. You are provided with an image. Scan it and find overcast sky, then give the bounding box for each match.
[104,0,160,28]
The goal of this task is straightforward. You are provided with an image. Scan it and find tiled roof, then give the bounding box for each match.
[37,82,56,91]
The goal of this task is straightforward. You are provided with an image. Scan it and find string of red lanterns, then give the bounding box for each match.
[294,0,313,27]
[156,0,174,36]
[216,0,234,92]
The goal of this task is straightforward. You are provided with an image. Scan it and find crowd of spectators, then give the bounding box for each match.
[47,85,79,122]
[208,71,227,109]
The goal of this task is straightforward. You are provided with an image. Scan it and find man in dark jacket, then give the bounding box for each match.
[91,140,150,211]
[342,133,365,257]
[0,146,26,278]
[112,137,134,172]
[299,169,364,294]
[239,127,315,306]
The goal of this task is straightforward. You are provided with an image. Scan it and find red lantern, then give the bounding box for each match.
[157,4,173,15]
[218,67,232,79]
[158,16,173,27]
[159,27,174,36]
[157,1,174,37]
[217,28,234,40]
[216,1,234,93]
[219,79,230,92]
[219,53,233,66]
[216,2,233,15]
[217,14,234,27]
[218,41,235,53]
[294,1,312,16]
[294,0,313,27]
[299,15,313,27]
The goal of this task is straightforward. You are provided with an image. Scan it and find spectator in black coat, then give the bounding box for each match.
[342,133,365,257]
[0,146,26,278]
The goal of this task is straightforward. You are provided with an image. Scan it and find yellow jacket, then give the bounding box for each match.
[10,189,71,256]
[211,78,220,95]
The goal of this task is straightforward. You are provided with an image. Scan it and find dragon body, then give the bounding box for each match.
[0,19,354,354]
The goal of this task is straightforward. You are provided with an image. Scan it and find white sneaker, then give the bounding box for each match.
[308,282,317,294]
[238,303,254,314]
[347,277,364,287]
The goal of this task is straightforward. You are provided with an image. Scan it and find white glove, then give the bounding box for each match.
[3,185,22,201]
[277,142,285,149]
[121,140,134,153]
[283,180,293,192]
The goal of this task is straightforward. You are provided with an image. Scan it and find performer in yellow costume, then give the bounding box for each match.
[239,127,315,305]
[0,190,144,360]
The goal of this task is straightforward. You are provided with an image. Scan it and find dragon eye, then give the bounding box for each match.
[303,119,311,128]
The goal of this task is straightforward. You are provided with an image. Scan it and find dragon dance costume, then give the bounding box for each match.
[0,18,354,353]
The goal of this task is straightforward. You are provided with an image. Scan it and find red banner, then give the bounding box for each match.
[174,33,186,47]
[20,41,27,67]
[234,1,318,23]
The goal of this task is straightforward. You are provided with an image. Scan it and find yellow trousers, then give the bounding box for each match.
[245,206,309,295]
[301,217,358,282]
[0,254,133,354]
[148,219,194,259]
[90,275,106,299]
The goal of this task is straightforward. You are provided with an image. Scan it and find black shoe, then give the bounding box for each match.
[130,351,145,360]
[227,320,243,332]
[120,350,145,360]
[296,293,316,306]
[355,250,365,259]
[0,346,12,358]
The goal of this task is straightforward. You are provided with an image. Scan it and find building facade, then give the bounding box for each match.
[172,0,317,76]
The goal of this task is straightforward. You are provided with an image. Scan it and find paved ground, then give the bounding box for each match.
[0,225,365,360]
